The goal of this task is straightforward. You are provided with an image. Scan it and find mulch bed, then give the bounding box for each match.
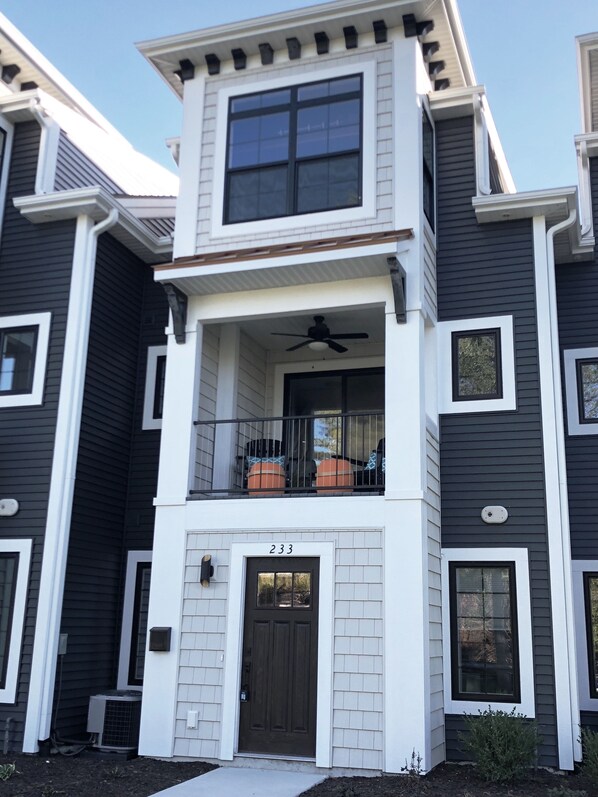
[0,754,595,797]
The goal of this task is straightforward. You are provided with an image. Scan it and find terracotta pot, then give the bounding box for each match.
[247,462,286,496]
[316,458,353,494]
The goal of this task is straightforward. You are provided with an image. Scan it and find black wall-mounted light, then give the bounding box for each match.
[200,554,214,587]
[314,31,329,55]
[286,37,301,60]
[259,43,274,65]
[343,26,358,50]
[205,53,221,75]
[149,627,172,652]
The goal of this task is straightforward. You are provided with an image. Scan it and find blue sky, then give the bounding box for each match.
[2,0,597,192]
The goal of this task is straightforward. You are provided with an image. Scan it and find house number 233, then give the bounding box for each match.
[269,544,293,554]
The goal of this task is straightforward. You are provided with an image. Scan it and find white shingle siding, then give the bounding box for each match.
[426,425,444,767]
[196,47,395,254]
[423,225,437,318]
[590,49,598,132]
[236,331,267,419]
[194,325,220,492]
[174,527,383,766]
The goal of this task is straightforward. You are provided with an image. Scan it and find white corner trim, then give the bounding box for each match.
[533,214,580,768]
[0,539,32,704]
[221,540,334,768]
[0,312,51,408]
[563,347,598,436]
[142,345,167,430]
[438,315,516,414]
[441,547,535,718]
[572,560,598,712]
[0,118,14,249]
[117,551,152,690]
[23,209,118,753]
[30,105,59,195]
[210,60,377,240]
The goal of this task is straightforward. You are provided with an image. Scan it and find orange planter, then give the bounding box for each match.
[247,462,286,496]
[316,458,353,494]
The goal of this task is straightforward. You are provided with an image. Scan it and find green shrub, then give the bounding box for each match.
[547,788,587,797]
[581,726,598,784]
[460,707,540,783]
[0,763,18,781]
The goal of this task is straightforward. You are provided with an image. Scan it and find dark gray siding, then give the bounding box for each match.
[56,233,147,738]
[0,121,76,750]
[436,116,557,766]
[556,157,598,559]
[54,131,122,194]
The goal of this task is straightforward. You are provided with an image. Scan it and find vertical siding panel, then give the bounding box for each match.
[436,116,558,766]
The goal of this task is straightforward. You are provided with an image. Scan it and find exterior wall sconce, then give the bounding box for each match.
[201,554,214,587]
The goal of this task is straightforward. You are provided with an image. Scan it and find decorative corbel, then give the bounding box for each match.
[387,256,407,324]
[162,283,188,344]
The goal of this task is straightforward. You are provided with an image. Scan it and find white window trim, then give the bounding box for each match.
[441,547,535,717]
[0,538,32,703]
[563,347,598,436]
[211,60,377,239]
[572,560,598,711]
[142,345,167,430]
[221,540,334,768]
[438,315,516,414]
[117,551,152,690]
[0,312,51,408]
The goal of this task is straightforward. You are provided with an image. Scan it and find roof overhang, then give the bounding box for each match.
[14,186,173,265]
[137,0,474,100]
[153,229,412,295]
[473,187,594,264]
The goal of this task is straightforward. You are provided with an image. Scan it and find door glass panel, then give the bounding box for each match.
[257,572,275,607]
[293,572,311,607]
[275,573,293,607]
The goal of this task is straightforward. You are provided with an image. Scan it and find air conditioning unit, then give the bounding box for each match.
[87,690,142,752]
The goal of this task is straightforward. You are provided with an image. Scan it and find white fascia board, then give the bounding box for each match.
[154,240,399,285]
[116,196,177,218]
[473,188,577,223]
[428,84,482,119]
[14,187,172,258]
[575,133,598,158]
[442,0,475,85]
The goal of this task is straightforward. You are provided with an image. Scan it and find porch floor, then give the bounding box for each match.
[150,766,326,796]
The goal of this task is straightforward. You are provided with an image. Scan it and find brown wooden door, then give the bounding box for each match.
[239,556,319,757]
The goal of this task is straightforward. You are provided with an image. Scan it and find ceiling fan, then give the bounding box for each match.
[271,315,369,353]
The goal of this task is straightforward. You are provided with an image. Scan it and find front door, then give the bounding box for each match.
[239,557,319,757]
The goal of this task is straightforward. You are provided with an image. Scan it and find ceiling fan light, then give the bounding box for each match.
[308,340,328,351]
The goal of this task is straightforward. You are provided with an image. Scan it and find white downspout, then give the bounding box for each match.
[23,208,118,752]
[535,208,581,769]
[29,101,60,195]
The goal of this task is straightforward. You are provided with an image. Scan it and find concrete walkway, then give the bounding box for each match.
[151,766,326,797]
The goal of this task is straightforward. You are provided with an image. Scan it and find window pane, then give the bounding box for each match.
[275,573,292,607]
[585,574,598,697]
[454,330,500,399]
[296,100,360,158]
[0,327,37,394]
[228,166,288,222]
[296,154,360,213]
[231,89,290,113]
[293,572,311,607]
[0,554,18,689]
[229,112,289,168]
[579,360,598,421]
[257,573,275,607]
[452,564,517,699]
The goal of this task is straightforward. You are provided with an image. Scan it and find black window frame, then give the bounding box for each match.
[0,552,19,690]
[449,561,520,703]
[583,572,598,699]
[451,328,503,402]
[127,561,152,687]
[224,74,363,224]
[0,325,39,396]
[422,108,435,230]
[575,358,598,424]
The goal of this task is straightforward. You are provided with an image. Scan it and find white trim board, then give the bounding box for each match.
[210,60,377,240]
[563,347,598,436]
[0,539,32,704]
[117,551,152,691]
[221,540,334,768]
[0,312,51,408]
[441,547,535,718]
[437,315,516,414]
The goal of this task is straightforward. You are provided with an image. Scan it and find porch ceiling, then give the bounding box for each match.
[153,230,412,295]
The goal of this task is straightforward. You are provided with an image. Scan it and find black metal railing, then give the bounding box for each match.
[190,411,385,498]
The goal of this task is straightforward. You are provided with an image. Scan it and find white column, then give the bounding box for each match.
[139,319,203,757]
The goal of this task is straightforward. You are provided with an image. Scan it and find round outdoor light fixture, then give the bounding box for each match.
[308,340,328,351]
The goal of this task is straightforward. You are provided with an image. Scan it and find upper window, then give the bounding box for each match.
[449,562,519,702]
[0,313,51,409]
[422,110,435,230]
[225,75,362,224]
[0,539,32,704]
[142,345,167,430]
[564,347,598,435]
[439,316,516,414]
[452,328,502,402]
